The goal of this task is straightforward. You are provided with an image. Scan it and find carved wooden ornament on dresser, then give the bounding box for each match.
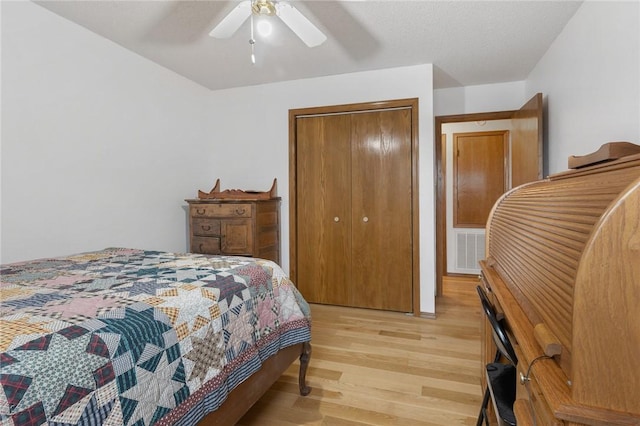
[479,148,640,425]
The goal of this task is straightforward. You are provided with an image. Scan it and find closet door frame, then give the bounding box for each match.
[288,98,420,315]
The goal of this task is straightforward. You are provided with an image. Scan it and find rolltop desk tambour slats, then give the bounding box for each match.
[479,153,640,425]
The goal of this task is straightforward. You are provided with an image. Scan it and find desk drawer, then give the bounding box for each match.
[516,361,562,425]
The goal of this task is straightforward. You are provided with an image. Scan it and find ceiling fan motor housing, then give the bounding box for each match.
[252,0,277,16]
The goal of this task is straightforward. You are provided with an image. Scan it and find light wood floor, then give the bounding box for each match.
[238,276,482,425]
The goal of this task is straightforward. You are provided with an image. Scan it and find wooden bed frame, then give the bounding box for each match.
[198,341,312,425]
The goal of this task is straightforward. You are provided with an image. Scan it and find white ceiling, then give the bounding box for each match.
[34,0,583,91]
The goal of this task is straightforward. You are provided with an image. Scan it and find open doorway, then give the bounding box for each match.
[434,94,543,296]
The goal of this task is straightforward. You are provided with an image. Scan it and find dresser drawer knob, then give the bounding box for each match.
[196,208,206,215]
[201,225,212,231]
[235,208,246,215]
[334,217,340,222]
[362,216,369,223]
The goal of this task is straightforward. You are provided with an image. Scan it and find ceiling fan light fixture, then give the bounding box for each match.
[257,20,273,37]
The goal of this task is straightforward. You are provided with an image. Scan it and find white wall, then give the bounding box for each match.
[204,65,436,313]
[434,81,526,116]
[526,1,640,174]
[1,1,212,263]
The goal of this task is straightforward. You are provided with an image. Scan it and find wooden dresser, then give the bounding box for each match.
[185,198,281,264]
[479,153,640,425]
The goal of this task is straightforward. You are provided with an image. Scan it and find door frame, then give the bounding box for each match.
[289,98,421,315]
[435,110,515,296]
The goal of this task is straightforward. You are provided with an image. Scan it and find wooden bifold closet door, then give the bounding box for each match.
[293,104,414,312]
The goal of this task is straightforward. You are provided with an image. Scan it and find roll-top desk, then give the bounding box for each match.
[479,153,640,425]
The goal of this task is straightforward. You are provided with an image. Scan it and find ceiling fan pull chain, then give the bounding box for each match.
[249,14,256,64]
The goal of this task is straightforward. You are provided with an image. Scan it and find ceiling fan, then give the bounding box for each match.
[209,0,327,48]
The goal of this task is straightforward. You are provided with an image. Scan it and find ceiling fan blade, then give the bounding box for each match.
[276,2,327,47]
[209,0,252,38]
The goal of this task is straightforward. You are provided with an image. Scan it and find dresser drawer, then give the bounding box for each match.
[191,218,221,236]
[191,236,221,255]
[190,204,252,218]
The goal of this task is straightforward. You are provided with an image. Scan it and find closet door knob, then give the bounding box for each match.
[334,217,340,222]
[363,217,369,223]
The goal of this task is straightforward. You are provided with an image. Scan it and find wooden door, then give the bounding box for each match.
[295,114,352,305]
[291,99,419,313]
[453,131,508,228]
[350,109,413,311]
[511,93,543,187]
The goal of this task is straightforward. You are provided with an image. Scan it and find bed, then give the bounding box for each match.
[0,248,312,425]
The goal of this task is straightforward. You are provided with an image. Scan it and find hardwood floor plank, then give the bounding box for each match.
[237,277,482,425]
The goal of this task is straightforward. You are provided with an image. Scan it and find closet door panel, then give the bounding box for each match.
[351,109,413,311]
[295,114,352,305]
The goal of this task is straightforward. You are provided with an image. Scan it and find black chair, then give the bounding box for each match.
[477,285,518,426]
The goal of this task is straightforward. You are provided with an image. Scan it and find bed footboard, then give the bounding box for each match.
[196,341,312,425]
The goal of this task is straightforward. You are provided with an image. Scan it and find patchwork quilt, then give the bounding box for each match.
[0,248,311,426]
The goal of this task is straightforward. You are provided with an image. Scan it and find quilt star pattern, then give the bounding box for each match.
[0,248,311,426]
